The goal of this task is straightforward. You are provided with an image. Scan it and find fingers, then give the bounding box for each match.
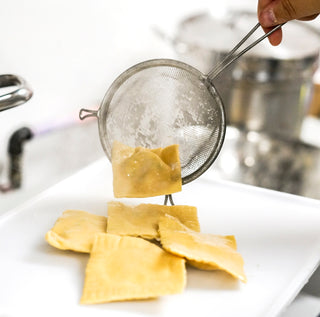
[261,25,283,46]
[257,0,320,45]
[257,0,274,14]
[298,13,319,21]
[259,0,320,27]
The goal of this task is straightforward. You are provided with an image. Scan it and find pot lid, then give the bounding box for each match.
[176,11,320,60]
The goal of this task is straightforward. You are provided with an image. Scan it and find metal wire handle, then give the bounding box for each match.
[207,22,285,81]
[164,194,175,206]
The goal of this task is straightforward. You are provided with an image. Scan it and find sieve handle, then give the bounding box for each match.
[79,108,98,120]
[207,22,285,81]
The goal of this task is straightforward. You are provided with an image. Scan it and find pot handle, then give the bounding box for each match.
[79,108,98,120]
[0,74,33,112]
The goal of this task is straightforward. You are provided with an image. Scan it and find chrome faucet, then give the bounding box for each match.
[0,74,33,112]
[0,127,34,192]
[0,74,33,192]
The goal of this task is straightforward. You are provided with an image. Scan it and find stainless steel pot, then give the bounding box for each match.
[0,74,33,112]
[210,126,320,200]
[174,11,320,139]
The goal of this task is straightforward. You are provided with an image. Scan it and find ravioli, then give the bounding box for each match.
[111,141,182,198]
[187,235,237,270]
[158,214,247,283]
[106,201,200,240]
[80,233,186,304]
[45,210,108,253]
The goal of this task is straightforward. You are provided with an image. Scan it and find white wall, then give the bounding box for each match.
[0,0,318,151]
[0,0,257,125]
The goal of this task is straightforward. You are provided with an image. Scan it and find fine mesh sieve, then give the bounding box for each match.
[80,59,225,185]
[79,23,283,185]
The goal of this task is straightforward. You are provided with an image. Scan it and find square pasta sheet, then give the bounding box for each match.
[81,233,186,304]
[106,201,200,240]
[111,141,182,198]
[45,210,108,253]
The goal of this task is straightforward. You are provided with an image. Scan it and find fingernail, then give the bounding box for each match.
[260,9,277,26]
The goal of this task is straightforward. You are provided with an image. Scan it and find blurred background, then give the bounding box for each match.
[1,1,320,315]
[0,0,260,212]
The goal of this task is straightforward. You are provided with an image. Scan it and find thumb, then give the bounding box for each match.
[259,0,320,27]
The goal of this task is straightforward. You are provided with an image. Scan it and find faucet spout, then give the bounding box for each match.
[0,127,33,192]
[0,74,33,112]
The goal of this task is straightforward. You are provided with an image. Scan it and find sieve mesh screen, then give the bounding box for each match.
[98,60,225,184]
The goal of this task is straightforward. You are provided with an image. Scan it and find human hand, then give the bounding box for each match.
[258,0,320,46]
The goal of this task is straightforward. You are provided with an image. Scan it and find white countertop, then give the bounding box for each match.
[1,158,320,317]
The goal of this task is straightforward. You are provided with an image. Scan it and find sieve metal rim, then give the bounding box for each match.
[79,58,226,185]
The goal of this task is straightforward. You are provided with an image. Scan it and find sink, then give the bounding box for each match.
[0,120,104,215]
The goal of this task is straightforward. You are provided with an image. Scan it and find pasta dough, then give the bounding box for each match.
[107,201,200,240]
[45,210,107,253]
[158,214,247,283]
[80,233,186,304]
[111,141,182,198]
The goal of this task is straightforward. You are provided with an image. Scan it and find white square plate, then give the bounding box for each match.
[1,158,320,317]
